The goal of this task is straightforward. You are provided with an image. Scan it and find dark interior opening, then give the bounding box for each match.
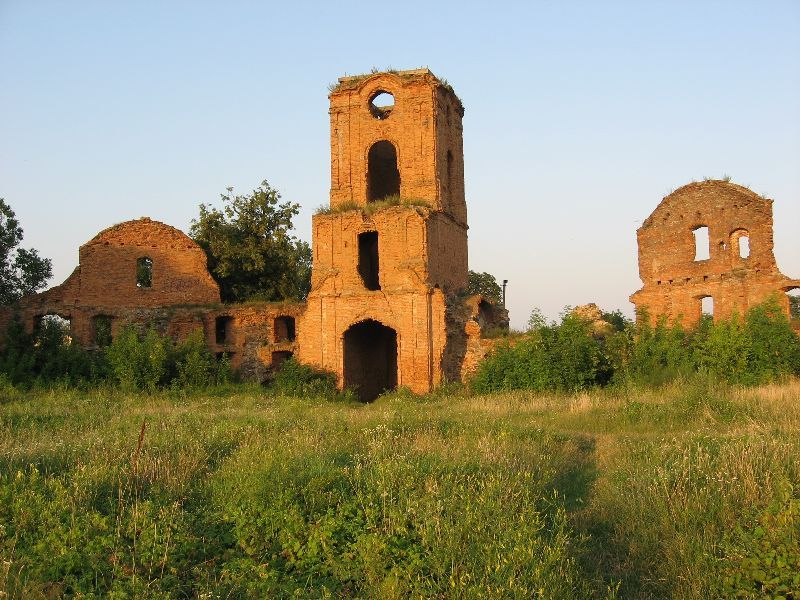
[274,316,296,342]
[358,231,380,291]
[271,350,293,369]
[367,140,400,202]
[136,257,153,288]
[93,315,113,347]
[344,319,397,401]
[215,316,233,344]
[477,300,492,328]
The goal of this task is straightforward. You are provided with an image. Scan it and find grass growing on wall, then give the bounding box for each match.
[1,379,799,598]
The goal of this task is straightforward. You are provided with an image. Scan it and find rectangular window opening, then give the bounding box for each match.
[358,231,380,291]
[274,316,296,342]
[271,350,293,369]
[738,235,750,258]
[136,257,153,288]
[93,315,113,347]
[693,227,710,261]
[701,296,714,318]
[215,316,233,344]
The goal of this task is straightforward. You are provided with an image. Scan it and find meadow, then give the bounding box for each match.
[1,378,798,599]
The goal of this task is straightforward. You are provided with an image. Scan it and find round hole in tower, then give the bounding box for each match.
[369,91,394,120]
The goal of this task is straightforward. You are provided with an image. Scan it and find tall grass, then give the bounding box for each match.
[1,379,798,597]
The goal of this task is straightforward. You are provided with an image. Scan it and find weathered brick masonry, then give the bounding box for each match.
[13,218,305,379]
[298,69,504,399]
[631,180,799,327]
[6,69,507,396]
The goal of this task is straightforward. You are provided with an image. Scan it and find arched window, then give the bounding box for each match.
[367,141,400,202]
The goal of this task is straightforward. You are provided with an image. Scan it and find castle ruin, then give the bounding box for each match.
[5,69,507,399]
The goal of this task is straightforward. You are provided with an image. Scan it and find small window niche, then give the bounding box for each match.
[358,231,380,291]
[693,226,710,261]
[271,350,293,369]
[93,315,113,347]
[274,316,296,343]
[215,316,234,344]
[136,257,153,288]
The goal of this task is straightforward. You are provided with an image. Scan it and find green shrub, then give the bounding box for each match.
[106,325,168,392]
[268,357,342,399]
[170,330,232,389]
[0,314,106,387]
[472,311,606,394]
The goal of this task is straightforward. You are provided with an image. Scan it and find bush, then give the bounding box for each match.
[0,315,106,387]
[106,326,232,392]
[471,311,606,394]
[106,326,168,392]
[268,358,342,399]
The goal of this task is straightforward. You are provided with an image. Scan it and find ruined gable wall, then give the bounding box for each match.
[631,181,799,326]
[78,218,220,308]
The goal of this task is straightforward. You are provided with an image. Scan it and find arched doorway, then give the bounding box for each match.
[343,319,397,401]
[367,140,400,202]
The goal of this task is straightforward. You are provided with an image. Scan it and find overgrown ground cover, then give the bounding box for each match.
[1,379,798,598]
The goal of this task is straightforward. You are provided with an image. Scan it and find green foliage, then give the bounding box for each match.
[0,315,106,387]
[170,329,232,389]
[189,180,311,303]
[626,298,800,387]
[621,313,697,386]
[0,198,52,305]
[268,357,343,399]
[467,270,502,303]
[721,483,800,598]
[472,311,607,393]
[106,326,231,392]
[106,326,168,392]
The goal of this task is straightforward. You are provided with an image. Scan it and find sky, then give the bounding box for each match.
[2,0,798,329]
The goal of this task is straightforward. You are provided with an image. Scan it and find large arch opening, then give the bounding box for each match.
[367,141,400,202]
[343,319,397,401]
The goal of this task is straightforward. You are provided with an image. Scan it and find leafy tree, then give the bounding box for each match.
[0,199,52,304]
[190,181,311,303]
[467,270,502,304]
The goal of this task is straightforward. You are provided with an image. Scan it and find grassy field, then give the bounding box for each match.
[1,379,799,598]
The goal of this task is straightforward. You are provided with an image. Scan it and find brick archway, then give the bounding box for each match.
[343,319,397,401]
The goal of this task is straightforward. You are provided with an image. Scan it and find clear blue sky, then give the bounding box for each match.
[2,0,798,329]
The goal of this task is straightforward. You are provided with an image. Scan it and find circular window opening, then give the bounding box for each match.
[369,91,394,120]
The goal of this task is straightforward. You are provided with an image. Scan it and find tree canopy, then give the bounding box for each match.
[0,198,52,305]
[189,181,311,303]
[467,270,502,304]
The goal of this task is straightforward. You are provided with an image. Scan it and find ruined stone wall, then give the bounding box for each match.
[300,287,447,395]
[631,180,800,326]
[310,207,466,294]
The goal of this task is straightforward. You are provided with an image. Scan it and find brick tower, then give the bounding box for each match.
[298,68,469,399]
